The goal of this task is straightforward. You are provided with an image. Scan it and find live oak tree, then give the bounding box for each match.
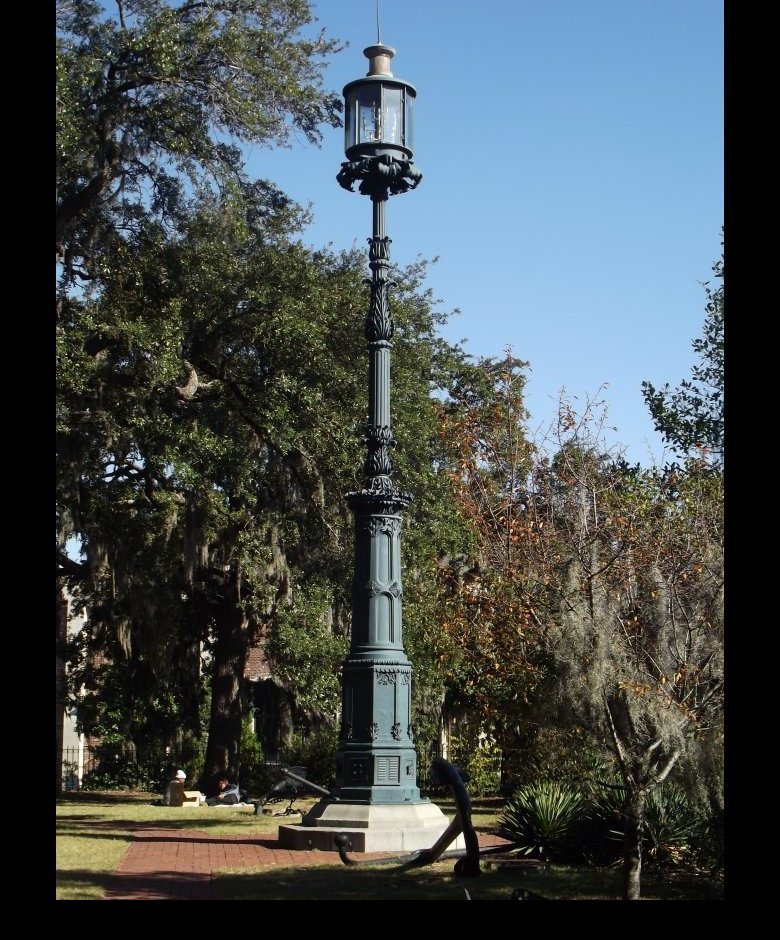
[60,189,475,787]
[56,3,477,794]
[58,189,326,785]
[56,0,342,283]
[56,0,346,789]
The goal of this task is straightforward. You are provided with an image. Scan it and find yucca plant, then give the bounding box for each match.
[642,786,704,869]
[584,777,628,865]
[589,780,704,870]
[498,779,587,861]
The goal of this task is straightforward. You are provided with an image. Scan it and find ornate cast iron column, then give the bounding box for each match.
[333,148,421,802]
[280,43,456,850]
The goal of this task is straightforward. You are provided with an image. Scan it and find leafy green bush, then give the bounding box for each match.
[265,582,347,718]
[499,726,613,795]
[446,724,502,798]
[461,740,502,797]
[81,749,162,792]
[237,714,265,795]
[499,780,587,861]
[280,726,339,790]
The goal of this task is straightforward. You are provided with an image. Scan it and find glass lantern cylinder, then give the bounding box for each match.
[343,44,416,161]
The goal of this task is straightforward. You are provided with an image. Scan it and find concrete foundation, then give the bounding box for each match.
[278,799,464,853]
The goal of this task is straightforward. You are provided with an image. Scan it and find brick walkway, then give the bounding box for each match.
[103,827,507,900]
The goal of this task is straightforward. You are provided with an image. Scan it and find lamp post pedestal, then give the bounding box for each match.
[279,482,455,852]
[278,801,457,853]
[279,43,457,853]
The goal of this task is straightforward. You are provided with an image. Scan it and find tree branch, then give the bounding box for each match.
[647,748,680,789]
[604,694,630,783]
[58,551,87,579]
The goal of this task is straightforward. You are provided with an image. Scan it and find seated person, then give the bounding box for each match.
[163,769,187,806]
[205,776,241,806]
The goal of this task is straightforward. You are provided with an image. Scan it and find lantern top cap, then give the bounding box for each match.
[363,43,396,77]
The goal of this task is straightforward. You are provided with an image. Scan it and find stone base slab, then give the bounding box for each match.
[278,800,465,853]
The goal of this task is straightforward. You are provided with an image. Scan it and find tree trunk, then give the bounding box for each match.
[56,587,69,795]
[200,586,250,795]
[622,789,645,900]
[252,678,295,761]
[175,630,206,769]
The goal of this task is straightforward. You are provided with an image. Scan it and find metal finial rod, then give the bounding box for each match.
[376,0,381,43]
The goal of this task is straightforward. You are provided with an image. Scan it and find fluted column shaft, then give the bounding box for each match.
[333,192,420,804]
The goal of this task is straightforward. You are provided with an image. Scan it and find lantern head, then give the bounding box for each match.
[343,44,416,162]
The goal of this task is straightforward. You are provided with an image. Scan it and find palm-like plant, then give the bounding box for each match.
[590,780,704,869]
[499,780,586,861]
[642,786,703,868]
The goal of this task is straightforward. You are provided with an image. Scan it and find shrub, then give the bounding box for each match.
[586,779,712,870]
[581,777,627,865]
[80,748,162,792]
[279,726,339,790]
[446,723,502,798]
[690,805,724,873]
[499,726,613,795]
[461,739,502,797]
[642,786,707,869]
[237,715,265,795]
[499,779,587,861]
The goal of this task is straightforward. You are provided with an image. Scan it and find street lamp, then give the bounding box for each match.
[279,42,454,852]
[334,42,421,805]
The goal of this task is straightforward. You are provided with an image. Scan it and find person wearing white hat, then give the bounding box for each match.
[162,769,187,806]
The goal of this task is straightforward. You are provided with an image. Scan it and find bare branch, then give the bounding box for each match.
[647,748,680,788]
[604,694,630,782]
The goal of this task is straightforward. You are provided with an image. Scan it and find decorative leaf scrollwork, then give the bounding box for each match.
[337,155,423,198]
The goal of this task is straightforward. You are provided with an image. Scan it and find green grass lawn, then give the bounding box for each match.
[56,791,723,900]
[212,861,722,901]
[56,790,288,900]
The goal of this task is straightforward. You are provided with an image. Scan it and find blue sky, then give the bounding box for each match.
[246,0,723,466]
